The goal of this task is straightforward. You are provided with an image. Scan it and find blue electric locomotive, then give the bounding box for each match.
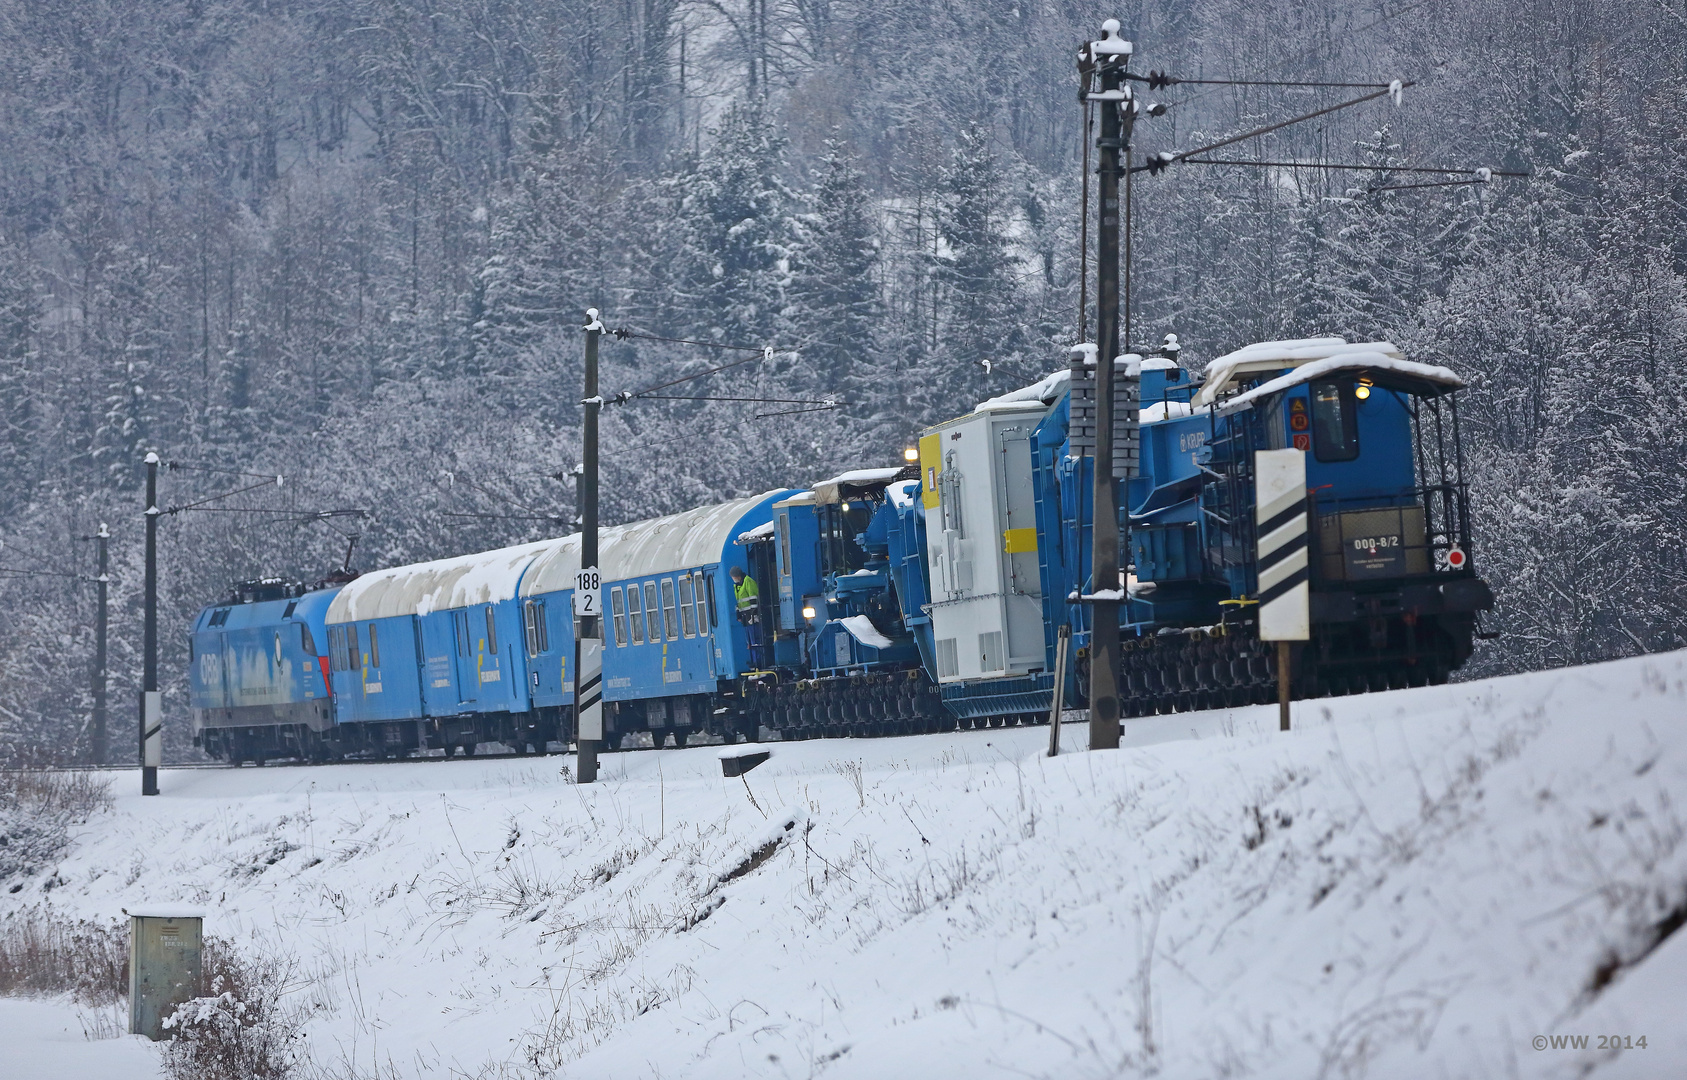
[188,578,342,763]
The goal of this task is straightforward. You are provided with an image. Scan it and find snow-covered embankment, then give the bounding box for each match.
[6,651,1685,1079]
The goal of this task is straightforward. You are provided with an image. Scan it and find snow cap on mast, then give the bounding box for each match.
[1094,19,1133,56]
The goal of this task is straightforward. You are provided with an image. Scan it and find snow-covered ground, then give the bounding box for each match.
[5,650,1685,1079]
[0,996,162,1079]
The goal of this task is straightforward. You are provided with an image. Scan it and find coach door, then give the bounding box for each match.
[416,612,460,715]
[452,609,480,707]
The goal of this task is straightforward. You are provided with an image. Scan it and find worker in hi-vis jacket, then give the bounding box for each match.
[730,566,763,668]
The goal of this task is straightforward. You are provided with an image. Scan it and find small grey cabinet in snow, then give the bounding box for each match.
[127,906,204,1040]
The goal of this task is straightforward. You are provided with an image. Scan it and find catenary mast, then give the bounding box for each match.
[1083,19,1140,751]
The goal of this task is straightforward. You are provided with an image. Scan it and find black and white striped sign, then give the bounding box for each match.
[1255,449,1310,641]
[575,636,604,741]
[143,690,163,767]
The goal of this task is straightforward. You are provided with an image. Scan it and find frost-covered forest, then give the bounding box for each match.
[0,0,1682,763]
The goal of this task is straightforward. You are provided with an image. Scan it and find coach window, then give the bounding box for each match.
[348,625,362,670]
[1310,380,1360,463]
[779,514,791,576]
[300,624,317,656]
[645,582,663,642]
[455,611,469,656]
[660,579,679,640]
[692,571,709,634]
[484,606,498,653]
[678,575,696,637]
[368,625,381,668]
[524,599,546,656]
[610,587,628,647]
[628,584,645,643]
[703,572,718,627]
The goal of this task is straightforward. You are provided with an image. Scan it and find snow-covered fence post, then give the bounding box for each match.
[1255,448,1309,731]
[1047,625,1070,757]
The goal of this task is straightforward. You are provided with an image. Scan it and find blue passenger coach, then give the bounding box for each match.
[520,491,797,747]
[323,540,563,756]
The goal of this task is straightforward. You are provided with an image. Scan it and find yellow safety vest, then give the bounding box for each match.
[734,575,759,611]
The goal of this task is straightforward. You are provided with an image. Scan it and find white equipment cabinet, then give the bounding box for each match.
[918,399,1046,684]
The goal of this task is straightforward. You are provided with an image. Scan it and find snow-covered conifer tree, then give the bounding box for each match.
[788,140,881,396]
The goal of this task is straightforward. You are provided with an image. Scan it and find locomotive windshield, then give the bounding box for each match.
[819,501,875,574]
[1310,379,1360,462]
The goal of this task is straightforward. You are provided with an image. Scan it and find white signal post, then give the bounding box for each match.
[1255,448,1311,731]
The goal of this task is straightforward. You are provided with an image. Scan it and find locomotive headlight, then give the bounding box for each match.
[1355,383,1372,400]
[802,605,817,620]
[903,447,919,462]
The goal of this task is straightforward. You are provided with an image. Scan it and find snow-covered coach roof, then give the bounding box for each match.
[328,493,796,621]
[327,539,555,623]
[520,490,796,596]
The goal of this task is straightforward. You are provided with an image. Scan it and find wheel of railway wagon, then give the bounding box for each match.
[463,742,477,757]
[673,730,689,748]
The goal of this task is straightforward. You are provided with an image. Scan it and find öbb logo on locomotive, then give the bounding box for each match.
[188,336,1493,764]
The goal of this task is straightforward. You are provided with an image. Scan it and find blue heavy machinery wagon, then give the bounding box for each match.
[920,336,1494,722]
